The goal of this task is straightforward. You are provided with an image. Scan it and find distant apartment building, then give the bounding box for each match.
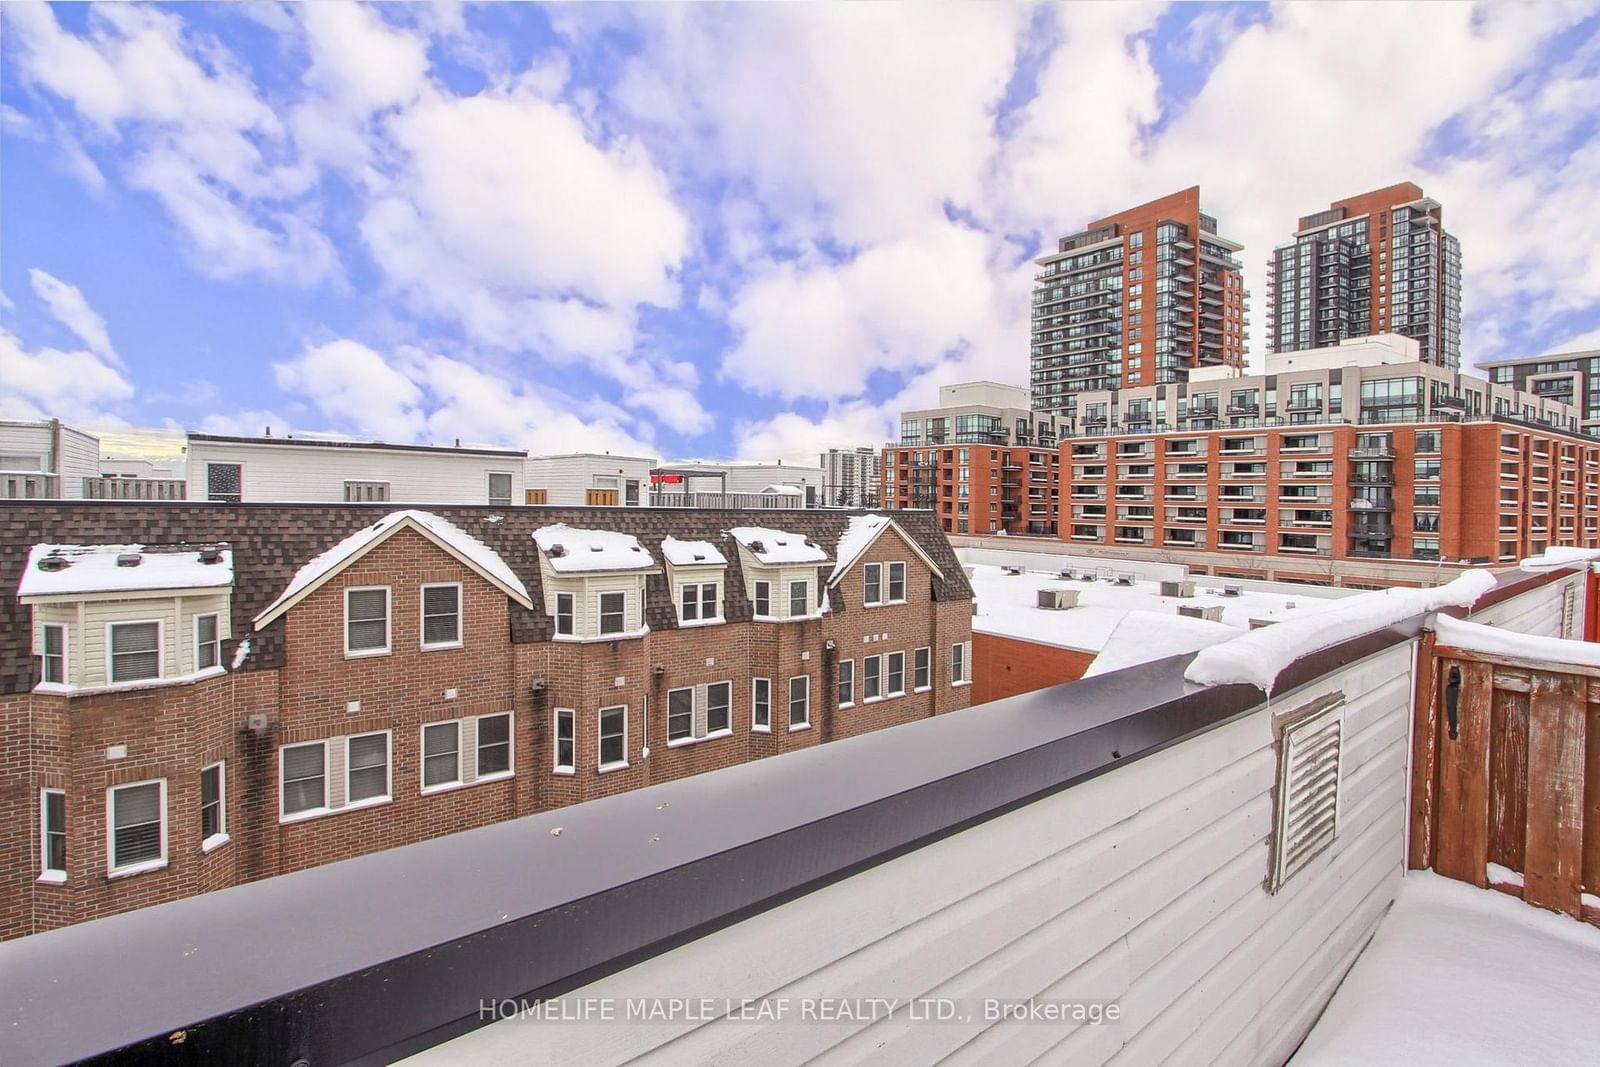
[524,453,655,506]
[1060,336,1589,570]
[0,419,100,499]
[1480,349,1600,436]
[820,447,882,508]
[1031,187,1248,415]
[0,504,973,937]
[1267,183,1461,368]
[881,382,1064,536]
[185,432,527,506]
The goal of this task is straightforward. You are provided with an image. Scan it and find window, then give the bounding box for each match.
[598,706,627,769]
[864,655,882,700]
[281,742,326,817]
[599,592,626,636]
[40,789,65,881]
[838,659,855,707]
[345,587,390,655]
[195,613,221,671]
[1414,459,1441,481]
[668,687,694,742]
[951,641,971,685]
[788,675,810,729]
[477,713,512,778]
[109,621,160,683]
[1415,430,1441,454]
[421,583,462,648]
[752,679,772,732]
[554,709,576,773]
[206,463,241,503]
[789,581,809,617]
[680,582,718,622]
[864,563,883,605]
[346,732,391,804]
[422,721,462,790]
[754,580,771,616]
[344,480,390,502]
[41,623,65,685]
[487,472,513,507]
[707,682,732,735]
[887,562,907,602]
[914,647,931,691]
[200,763,226,847]
[555,593,575,637]
[886,651,905,696]
[107,780,165,875]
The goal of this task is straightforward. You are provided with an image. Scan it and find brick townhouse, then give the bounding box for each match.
[0,504,974,939]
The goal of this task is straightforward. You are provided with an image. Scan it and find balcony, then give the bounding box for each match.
[1349,470,1395,485]
[1348,447,1396,460]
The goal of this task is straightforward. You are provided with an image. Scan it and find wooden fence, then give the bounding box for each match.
[1410,631,1599,925]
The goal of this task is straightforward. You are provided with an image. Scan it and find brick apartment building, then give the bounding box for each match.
[1031,186,1249,415]
[1,504,973,938]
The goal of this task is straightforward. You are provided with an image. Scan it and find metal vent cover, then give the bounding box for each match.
[1268,692,1344,894]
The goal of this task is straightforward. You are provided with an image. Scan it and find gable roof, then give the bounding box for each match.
[827,514,944,587]
[254,510,531,627]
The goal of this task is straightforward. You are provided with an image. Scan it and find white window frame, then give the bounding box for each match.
[679,581,721,624]
[106,619,163,686]
[887,561,907,603]
[344,586,392,658]
[40,622,66,686]
[914,646,932,692]
[863,654,883,702]
[419,582,464,650]
[863,562,883,606]
[475,711,514,782]
[951,640,972,686]
[788,674,811,731]
[753,580,772,617]
[886,650,906,697]
[420,720,464,794]
[838,659,855,708]
[554,592,575,637]
[788,580,809,617]
[598,705,629,772]
[487,471,514,507]
[751,678,772,732]
[194,612,222,672]
[205,461,242,503]
[344,731,393,809]
[106,778,167,878]
[598,591,627,636]
[279,740,328,821]
[706,681,733,737]
[553,708,576,775]
[666,686,696,745]
[200,761,228,852]
[39,788,66,883]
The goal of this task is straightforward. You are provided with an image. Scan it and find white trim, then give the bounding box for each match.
[863,654,883,703]
[39,788,66,882]
[420,719,464,794]
[677,580,721,625]
[863,562,883,606]
[106,618,163,686]
[597,704,629,772]
[344,586,392,658]
[194,612,222,673]
[666,685,696,746]
[788,674,811,730]
[553,707,576,775]
[826,516,944,587]
[913,645,932,692]
[486,471,514,507]
[886,561,908,604]
[420,581,464,650]
[705,680,734,737]
[753,579,771,617]
[106,778,167,878]
[279,739,329,822]
[950,640,971,686]
[751,677,772,732]
[200,760,228,851]
[597,590,628,637]
[344,730,393,809]
[838,658,855,709]
[474,711,515,783]
[886,650,906,697]
[554,591,576,637]
[39,622,67,687]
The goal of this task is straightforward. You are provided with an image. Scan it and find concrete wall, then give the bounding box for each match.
[185,439,525,505]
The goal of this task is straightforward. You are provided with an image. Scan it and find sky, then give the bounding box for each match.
[2,1,1599,463]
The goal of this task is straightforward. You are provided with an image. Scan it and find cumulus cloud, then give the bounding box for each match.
[0,327,134,425]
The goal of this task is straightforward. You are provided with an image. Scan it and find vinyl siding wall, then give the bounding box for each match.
[31,593,231,688]
[539,566,652,638]
[524,456,653,506]
[57,426,101,499]
[184,441,524,505]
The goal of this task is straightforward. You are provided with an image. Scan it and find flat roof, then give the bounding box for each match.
[186,433,526,458]
[1476,349,1600,368]
[528,452,656,463]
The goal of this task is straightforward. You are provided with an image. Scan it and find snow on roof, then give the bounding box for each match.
[1520,546,1600,572]
[760,484,804,495]
[256,510,529,624]
[1184,569,1497,693]
[534,524,655,573]
[968,565,1343,654]
[1292,871,1600,1067]
[831,514,892,579]
[1083,611,1238,678]
[1432,614,1600,669]
[18,544,233,599]
[659,536,727,567]
[728,526,828,565]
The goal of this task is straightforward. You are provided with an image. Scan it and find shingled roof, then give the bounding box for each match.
[0,503,972,694]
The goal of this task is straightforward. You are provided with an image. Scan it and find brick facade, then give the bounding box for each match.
[0,505,973,939]
[970,633,1095,706]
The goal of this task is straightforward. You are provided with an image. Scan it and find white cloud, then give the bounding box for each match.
[272,339,426,441]
[0,326,133,425]
[734,401,895,465]
[27,268,121,367]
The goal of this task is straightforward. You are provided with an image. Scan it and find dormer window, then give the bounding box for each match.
[599,592,627,636]
[41,624,65,685]
[555,593,575,636]
[754,581,771,615]
[680,582,718,622]
[661,536,728,628]
[534,524,656,642]
[195,614,221,670]
[109,622,161,683]
[729,526,831,623]
[788,581,809,616]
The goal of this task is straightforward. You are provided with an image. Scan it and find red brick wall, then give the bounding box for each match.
[971,633,1095,705]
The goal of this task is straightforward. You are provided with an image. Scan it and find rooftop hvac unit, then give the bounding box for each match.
[1002,565,1024,576]
[1160,579,1196,598]
[1037,588,1080,611]
[1113,573,1135,586]
[1223,584,1244,597]
[1057,568,1075,580]
[1178,604,1225,623]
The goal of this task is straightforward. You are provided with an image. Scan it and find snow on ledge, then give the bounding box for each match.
[1432,614,1600,669]
[660,536,727,567]
[534,524,654,573]
[1084,610,1238,678]
[1519,546,1600,572]
[1184,570,1498,694]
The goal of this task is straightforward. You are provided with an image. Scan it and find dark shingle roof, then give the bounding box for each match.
[0,503,971,693]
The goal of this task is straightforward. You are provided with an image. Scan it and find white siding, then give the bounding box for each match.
[539,566,650,638]
[416,641,1418,1066]
[1468,569,1581,638]
[33,593,231,688]
[524,455,654,506]
[57,425,100,499]
[185,439,524,505]
[1,419,100,498]
[731,545,824,619]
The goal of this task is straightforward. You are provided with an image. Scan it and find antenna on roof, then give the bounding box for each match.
[455,438,461,447]
[265,426,271,436]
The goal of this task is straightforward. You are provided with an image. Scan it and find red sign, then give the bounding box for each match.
[651,474,684,485]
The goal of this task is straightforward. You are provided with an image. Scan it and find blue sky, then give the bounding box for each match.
[3,2,1599,461]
